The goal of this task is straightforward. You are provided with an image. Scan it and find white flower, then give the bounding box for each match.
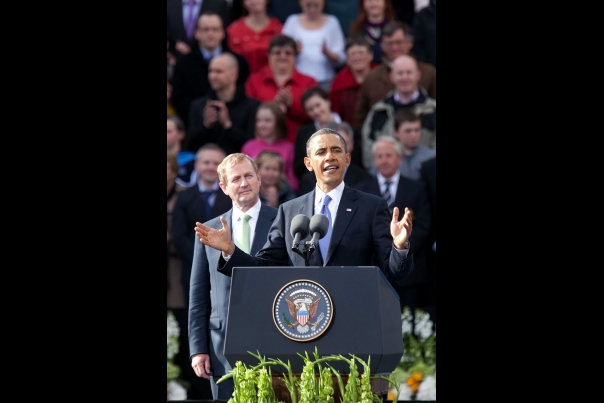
[392,307,436,400]
[167,311,180,360]
[167,311,180,340]
[401,308,414,335]
[416,375,436,401]
[414,310,434,341]
[167,380,188,400]
[396,383,414,401]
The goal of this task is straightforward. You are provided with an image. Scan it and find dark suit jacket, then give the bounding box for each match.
[170,46,250,127]
[167,0,231,61]
[188,203,278,378]
[299,164,372,194]
[171,184,233,299]
[355,174,431,286]
[217,185,414,287]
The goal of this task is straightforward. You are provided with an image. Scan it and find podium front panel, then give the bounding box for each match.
[224,266,403,374]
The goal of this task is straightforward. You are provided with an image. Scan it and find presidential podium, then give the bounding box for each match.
[223,266,403,401]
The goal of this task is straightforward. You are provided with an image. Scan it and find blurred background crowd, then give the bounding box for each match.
[167,0,436,399]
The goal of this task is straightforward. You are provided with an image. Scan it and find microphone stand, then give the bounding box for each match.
[291,242,317,266]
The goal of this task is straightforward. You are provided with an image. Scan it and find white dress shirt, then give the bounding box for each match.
[231,199,262,250]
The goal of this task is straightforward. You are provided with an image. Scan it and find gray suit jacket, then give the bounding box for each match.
[218,186,414,286]
[188,203,278,376]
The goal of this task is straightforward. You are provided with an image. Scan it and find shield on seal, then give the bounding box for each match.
[297,311,308,326]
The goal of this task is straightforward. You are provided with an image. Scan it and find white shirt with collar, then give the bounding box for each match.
[393,89,420,105]
[197,181,221,206]
[201,45,223,62]
[314,181,345,228]
[376,173,399,198]
[375,173,409,254]
[231,199,262,251]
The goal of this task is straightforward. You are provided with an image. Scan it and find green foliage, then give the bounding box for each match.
[282,313,292,326]
[167,361,181,382]
[218,347,398,403]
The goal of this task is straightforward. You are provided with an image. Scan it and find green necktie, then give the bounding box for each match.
[235,214,251,254]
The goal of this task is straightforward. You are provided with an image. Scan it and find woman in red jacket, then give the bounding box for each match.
[245,34,317,144]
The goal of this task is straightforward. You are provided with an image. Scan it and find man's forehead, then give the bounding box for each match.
[401,121,421,128]
[392,60,417,72]
[385,29,405,39]
[199,150,224,160]
[199,16,222,27]
[228,160,254,172]
[311,134,342,147]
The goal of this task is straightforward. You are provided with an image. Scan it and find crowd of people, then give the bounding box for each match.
[167,0,436,400]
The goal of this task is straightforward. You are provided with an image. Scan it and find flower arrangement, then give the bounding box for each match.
[167,310,188,400]
[388,307,436,401]
[217,348,397,403]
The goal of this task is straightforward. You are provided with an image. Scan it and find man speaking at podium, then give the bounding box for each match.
[195,127,415,286]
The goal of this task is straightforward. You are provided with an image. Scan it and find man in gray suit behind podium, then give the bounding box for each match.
[195,127,415,288]
[188,153,278,399]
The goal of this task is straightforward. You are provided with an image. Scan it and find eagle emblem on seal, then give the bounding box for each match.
[286,295,321,327]
[273,280,332,340]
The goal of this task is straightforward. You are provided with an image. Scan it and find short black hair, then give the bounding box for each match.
[305,128,348,157]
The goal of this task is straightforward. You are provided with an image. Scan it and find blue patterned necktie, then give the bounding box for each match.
[319,195,332,263]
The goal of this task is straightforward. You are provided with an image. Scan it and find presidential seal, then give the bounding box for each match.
[273,279,333,341]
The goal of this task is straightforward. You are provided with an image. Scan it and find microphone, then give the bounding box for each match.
[290,214,310,250]
[308,214,329,250]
